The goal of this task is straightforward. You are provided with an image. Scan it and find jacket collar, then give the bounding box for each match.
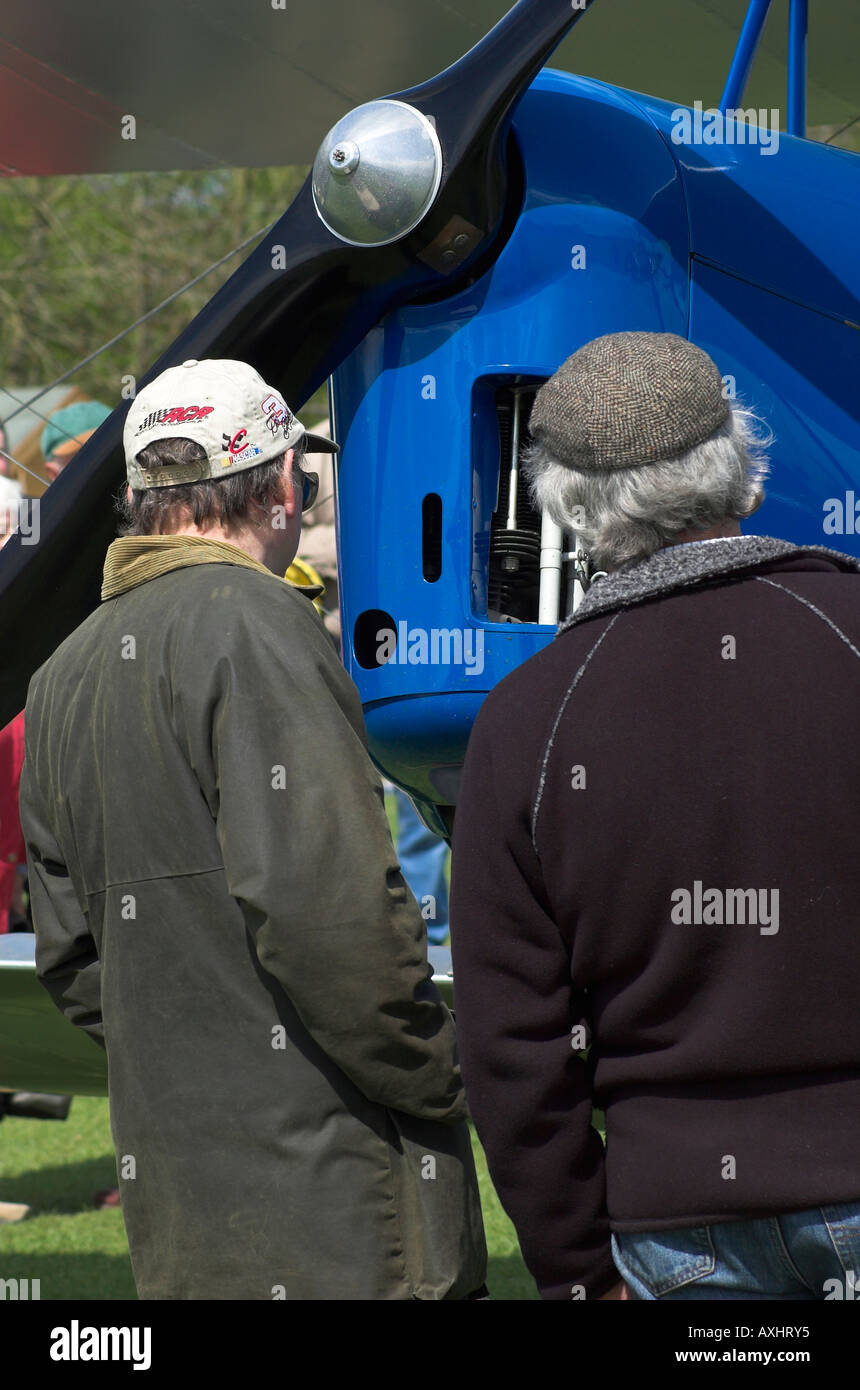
[101,534,324,602]
[558,534,860,633]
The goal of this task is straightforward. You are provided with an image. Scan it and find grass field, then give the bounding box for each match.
[0,1099,538,1299]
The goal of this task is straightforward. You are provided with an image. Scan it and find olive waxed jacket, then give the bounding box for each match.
[20,535,486,1300]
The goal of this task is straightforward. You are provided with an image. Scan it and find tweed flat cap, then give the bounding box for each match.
[529,331,730,471]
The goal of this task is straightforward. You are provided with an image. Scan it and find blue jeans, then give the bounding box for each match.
[392,787,450,945]
[611,1203,860,1299]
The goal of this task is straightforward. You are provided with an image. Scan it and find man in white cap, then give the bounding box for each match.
[19,358,486,1300]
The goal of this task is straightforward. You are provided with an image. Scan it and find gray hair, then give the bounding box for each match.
[117,435,307,537]
[523,405,771,572]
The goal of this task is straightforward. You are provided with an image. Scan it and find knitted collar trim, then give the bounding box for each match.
[557,535,860,633]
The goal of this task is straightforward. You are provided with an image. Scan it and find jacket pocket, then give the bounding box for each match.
[611,1225,715,1297]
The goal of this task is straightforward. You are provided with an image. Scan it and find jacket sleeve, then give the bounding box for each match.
[176,588,465,1125]
[450,694,617,1299]
[18,750,105,1050]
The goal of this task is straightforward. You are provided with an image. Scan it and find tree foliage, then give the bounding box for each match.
[0,166,314,411]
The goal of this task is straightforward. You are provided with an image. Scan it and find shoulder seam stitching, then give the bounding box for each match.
[753,576,860,663]
[530,612,621,856]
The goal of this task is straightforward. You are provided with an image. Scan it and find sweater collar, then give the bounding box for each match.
[558,534,860,633]
[101,534,324,601]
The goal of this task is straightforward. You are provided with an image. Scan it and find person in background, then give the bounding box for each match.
[0,417,23,517]
[0,417,18,483]
[2,406,111,1205]
[1,430,35,926]
[0,490,22,550]
[0,437,27,922]
[0,711,26,934]
[392,788,450,946]
[41,401,112,481]
[0,690,38,1222]
[295,423,340,643]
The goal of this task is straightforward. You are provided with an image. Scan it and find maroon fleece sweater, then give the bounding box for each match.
[450,537,860,1300]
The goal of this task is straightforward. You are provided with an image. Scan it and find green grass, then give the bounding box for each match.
[0,1098,137,1299]
[0,1099,536,1299]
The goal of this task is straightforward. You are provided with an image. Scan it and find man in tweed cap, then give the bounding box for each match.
[526,330,765,573]
[451,331,860,1301]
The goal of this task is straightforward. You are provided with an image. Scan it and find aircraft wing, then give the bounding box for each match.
[1,0,856,176]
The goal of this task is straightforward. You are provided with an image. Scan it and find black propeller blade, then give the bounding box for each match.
[0,0,596,724]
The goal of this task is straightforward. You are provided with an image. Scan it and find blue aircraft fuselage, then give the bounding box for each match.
[331,68,859,825]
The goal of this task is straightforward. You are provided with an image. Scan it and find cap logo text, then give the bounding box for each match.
[261,393,294,439]
[135,405,214,435]
[223,429,249,455]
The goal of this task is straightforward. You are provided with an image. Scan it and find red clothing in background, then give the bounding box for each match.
[0,711,26,932]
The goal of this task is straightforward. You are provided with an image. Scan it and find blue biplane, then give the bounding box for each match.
[0,0,857,1092]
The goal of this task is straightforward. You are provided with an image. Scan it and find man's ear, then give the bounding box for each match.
[278,448,299,514]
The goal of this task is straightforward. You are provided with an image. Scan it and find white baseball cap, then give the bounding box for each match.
[123,358,338,490]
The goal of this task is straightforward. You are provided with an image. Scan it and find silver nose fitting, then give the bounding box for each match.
[313,99,443,247]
